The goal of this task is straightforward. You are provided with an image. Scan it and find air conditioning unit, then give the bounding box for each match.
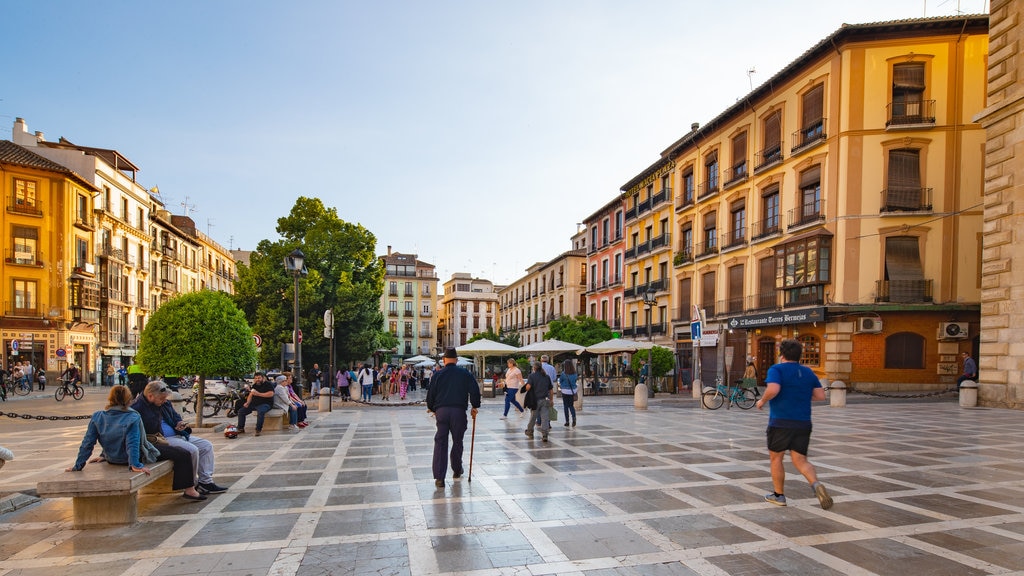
[940,322,969,340]
[856,317,883,334]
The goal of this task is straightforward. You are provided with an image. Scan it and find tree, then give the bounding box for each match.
[469,329,520,348]
[544,315,613,346]
[136,291,257,427]
[233,197,386,381]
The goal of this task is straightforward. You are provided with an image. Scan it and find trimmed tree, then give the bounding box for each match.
[136,291,258,427]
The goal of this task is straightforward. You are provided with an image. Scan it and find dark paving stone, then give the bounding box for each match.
[546,459,612,472]
[816,537,988,575]
[911,527,1024,570]
[223,489,313,512]
[831,499,937,527]
[706,547,848,576]
[879,470,964,488]
[297,538,410,576]
[313,506,407,537]
[545,522,661,560]
[152,548,280,576]
[41,519,188,557]
[733,506,857,538]
[335,468,399,484]
[600,489,693,514]
[185,513,301,547]
[326,484,403,505]
[249,472,323,488]
[422,498,510,529]
[893,493,1010,519]
[583,563,700,575]
[826,474,914,495]
[643,513,763,548]
[432,528,542,571]
[517,494,607,521]
[685,483,763,507]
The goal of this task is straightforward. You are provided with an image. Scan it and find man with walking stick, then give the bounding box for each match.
[426,348,481,488]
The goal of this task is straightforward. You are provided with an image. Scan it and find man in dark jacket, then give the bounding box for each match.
[132,381,228,495]
[426,348,480,488]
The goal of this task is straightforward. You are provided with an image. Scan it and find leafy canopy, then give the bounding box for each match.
[137,291,257,377]
[544,315,612,346]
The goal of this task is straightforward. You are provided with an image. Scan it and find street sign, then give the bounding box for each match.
[55,348,66,358]
[10,340,18,352]
[690,321,702,342]
[297,329,303,344]
[253,334,262,348]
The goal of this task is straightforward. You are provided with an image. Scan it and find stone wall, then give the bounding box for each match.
[977,0,1024,408]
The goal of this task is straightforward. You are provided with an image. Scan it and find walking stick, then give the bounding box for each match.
[468,411,477,483]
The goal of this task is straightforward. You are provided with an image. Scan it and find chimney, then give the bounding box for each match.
[691,122,700,132]
[12,117,40,146]
[387,245,392,256]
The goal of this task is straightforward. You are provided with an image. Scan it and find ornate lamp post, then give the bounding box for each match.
[284,248,307,397]
[634,289,658,409]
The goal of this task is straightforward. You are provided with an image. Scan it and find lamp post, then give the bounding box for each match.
[284,248,306,397]
[634,289,657,410]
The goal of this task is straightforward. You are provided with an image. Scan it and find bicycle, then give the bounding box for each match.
[55,378,85,401]
[702,376,756,410]
[181,382,246,418]
[10,376,32,397]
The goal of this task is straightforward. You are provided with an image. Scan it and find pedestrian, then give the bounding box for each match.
[357,364,374,402]
[308,363,323,398]
[426,348,481,488]
[957,351,978,389]
[755,338,833,510]
[399,364,409,400]
[336,367,350,400]
[501,357,525,420]
[524,361,553,441]
[105,364,116,387]
[558,359,578,428]
[117,365,127,386]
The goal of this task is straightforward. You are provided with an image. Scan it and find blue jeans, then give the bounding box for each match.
[503,387,524,416]
[562,393,576,424]
[362,384,372,402]
[237,403,272,431]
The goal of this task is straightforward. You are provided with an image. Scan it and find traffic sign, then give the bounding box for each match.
[10,340,18,352]
[690,321,702,342]
[55,348,66,358]
[253,333,262,348]
[298,329,303,344]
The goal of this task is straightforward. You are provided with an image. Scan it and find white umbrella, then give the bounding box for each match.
[580,337,655,355]
[456,339,519,354]
[517,338,584,355]
[456,357,474,367]
[403,355,433,364]
[414,360,437,369]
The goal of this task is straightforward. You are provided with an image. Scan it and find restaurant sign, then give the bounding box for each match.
[728,306,825,329]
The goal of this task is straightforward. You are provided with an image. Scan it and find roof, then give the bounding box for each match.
[620,14,989,191]
[0,140,98,191]
[39,137,141,174]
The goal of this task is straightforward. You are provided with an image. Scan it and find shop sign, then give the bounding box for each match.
[728,306,825,330]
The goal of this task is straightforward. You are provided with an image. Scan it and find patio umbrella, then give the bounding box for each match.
[403,355,433,364]
[414,360,437,369]
[456,357,474,367]
[517,339,584,355]
[456,339,519,355]
[580,337,655,355]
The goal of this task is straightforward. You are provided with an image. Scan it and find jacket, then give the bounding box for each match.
[130,395,190,440]
[72,407,145,470]
[426,364,481,412]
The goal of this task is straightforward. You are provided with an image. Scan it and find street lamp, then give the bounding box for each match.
[643,289,657,395]
[284,248,307,397]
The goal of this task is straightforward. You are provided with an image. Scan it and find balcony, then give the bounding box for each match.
[4,248,43,267]
[99,244,126,262]
[4,302,39,317]
[722,163,748,189]
[101,288,128,303]
[420,309,433,317]
[886,99,936,128]
[880,187,933,213]
[403,330,414,338]
[753,146,783,173]
[791,118,827,155]
[694,239,718,259]
[750,217,781,242]
[673,247,693,267]
[419,330,433,338]
[7,197,43,217]
[747,290,780,311]
[676,193,694,212]
[875,279,933,303]
[696,176,720,201]
[721,227,747,250]
[623,278,666,299]
[788,200,826,229]
[653,187,670,207]
[74,213,96,231]
[388,310,398,317]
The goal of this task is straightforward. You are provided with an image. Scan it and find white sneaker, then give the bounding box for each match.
[499,416,507,420]
[288,425,298,430]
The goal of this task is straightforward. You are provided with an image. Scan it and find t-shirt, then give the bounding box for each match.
[250,379,275,407]
[765,362,820,429]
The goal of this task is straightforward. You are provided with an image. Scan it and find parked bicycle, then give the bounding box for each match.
[180,380,247,418]
[4,375,32,397]
[55,378,85,401]
[701,376,756,410]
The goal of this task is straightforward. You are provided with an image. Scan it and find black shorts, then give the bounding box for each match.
[766,426,812,455]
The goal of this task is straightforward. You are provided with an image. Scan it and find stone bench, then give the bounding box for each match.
[261,408,289,431]
[36,459,174,528]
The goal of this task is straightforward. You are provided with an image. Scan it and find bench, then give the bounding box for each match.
[261,408,289,431]
[36,459,175,528]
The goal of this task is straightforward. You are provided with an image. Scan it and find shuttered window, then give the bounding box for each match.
[702,271,716,312]
[801,84,824,130]
[763,111,781,153]
[885,149,922,210]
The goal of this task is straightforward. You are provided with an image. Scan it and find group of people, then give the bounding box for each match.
[68,381,228,502]
[351,363,431,402]
[4,360,44,391]
[235,370,309,436]
[499,354,579,436]
[103,364,129,387]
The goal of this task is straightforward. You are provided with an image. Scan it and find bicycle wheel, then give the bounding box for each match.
[735,388,756,410]
[702,389,724,409]
[201,397,219,418]
[13,381,30,396]
[55,386,66,401]
[72,385,85,400]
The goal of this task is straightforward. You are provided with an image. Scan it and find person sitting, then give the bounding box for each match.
[67,385,152,475]
[132,381,228,496]
[273,375,300,430]
[283,372,309,427]
[237,371,275,436]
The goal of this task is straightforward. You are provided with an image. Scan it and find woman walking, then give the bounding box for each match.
[357,364,374,402]
[501,357,525,419]
[399,365,410,400]
[558,359,578,427]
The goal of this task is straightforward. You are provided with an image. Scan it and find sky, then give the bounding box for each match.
[3,0,988,285]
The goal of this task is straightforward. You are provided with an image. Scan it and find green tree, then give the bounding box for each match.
[544,315,613,346]
[233,197,385,383]
[468,329,520,348]
[136,291,257,427]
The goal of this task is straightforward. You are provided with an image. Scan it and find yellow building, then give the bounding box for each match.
[0,140,99,376]
[621,15,988,391]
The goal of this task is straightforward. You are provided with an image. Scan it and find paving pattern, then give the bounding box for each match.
[0,390,1023,575]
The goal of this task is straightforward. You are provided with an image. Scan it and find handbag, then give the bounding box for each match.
[522,386,537,410]
[514,387,526,408]
[146,433,169,445]
[549,404,558,422]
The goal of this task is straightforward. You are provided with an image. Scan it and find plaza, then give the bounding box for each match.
[0,390,1022,575]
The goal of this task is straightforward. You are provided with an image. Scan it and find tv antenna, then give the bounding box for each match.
[747,68,757,92]
[207,218,215,237]
[180,196,196,217]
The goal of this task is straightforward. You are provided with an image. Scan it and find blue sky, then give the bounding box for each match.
[3,0,988,284]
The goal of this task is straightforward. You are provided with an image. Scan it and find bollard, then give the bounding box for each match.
[634,382,649,410]
[959,380,978,408]
[692,379,702,400]
[829,380,846,408]
[318,388,333,412]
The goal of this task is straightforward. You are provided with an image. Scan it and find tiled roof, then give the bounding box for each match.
[0,140,98,190]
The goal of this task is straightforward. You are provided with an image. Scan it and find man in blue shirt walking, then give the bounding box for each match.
[755,339,832,510]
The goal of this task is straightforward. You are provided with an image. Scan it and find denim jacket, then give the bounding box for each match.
[72,407,145,470]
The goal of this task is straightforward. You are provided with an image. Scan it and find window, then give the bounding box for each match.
[681,225,693,259]
[590,264,597,290]
[884,149,925,211]
[729,202,746,246]
[701,271,716,316]
[678,278,692,325]
[757,257,776,309]
[422,303,431,315]
[775,234,831,305]
[885,332,925,369]
[883,236,928,303]
[404,301,413,315]
[890,62,928,125]
[389,281,398,296]
[759,110,782,168]
[405,282,413,296]
[728,264,744,313]
[703,211,717,253]
[389,321,397,335]
[682,169,694,205]
[602,219,609,245]
[798,335,821,366]
[729,132,747,183]
[660,174,670,194]
[77,194,89,223]
[388,301,398,315]
[760,185,780,237]
[799,84,825,147]
[13,178,38,212]
[615,211,623,239]
[11,226,38,264]
[703,153,719,196]
[591,226,598,248]
[601,260,608,286]
[798,166,822,224]
[12,279,37,314]
[75,237,89,268]
[614,254,622,284]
